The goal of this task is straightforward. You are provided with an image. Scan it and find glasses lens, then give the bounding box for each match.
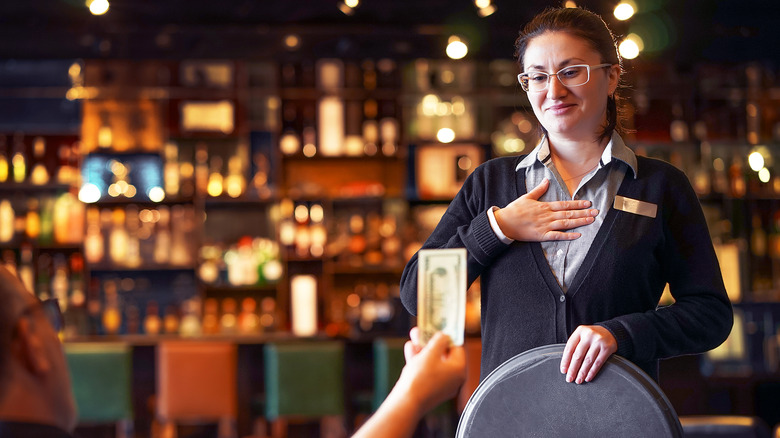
[558,66,589,87]
[520,72,549,92]
[41,299,64,333]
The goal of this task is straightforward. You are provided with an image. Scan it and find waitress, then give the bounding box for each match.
[399,6,732,385]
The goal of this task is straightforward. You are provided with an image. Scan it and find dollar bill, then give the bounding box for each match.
[417,248,467,346]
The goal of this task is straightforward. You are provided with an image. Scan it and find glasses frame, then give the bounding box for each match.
[518,63,613,93]
[15,298,64,335]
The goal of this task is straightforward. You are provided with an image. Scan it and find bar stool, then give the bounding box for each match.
[64,342,134,438]
[372,338,406,411]
[263,341,345,438]
[679,416,772,438]
[155,340,238,438]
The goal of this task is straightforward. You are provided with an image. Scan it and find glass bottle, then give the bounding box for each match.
[143,301,161,335]
[0,135,8,183]
[0,199,15,243]
[109,208,129,265]
[101,280,122,335]
[11,133,26,183]
[84,207,104,264]
[29,136,50,185]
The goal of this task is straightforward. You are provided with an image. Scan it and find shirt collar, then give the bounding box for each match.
[516,132,638,179]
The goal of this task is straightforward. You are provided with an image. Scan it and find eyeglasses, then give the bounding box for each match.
[15,298,64,335]
[518,63,612,92]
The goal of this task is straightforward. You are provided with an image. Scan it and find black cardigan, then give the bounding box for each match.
[400,154,733,380]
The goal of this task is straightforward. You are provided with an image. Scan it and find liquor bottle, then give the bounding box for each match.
[38,196,54,246]
[163,305,180,334]
[195,142,209,196]
[206,155,224,197]
[751,213,768,258]
[301,101,317,157]
[18,243,34,295]
[346,214,367,266]
[224,143,247,198]
[51,254,69,311]
[259,297,277,332]
[56,141,75,185]
[86,278,102,336]
[219,297,238,334]
[11,133,26,183]
[68,253,86,309]
[62,253,88,339]
[125,205,141,268]
[379,100,399,157]
[238,297,260,335]
[163,141,180,197]
[279,101,301,156]
[318,96,345,156]
[143,301,161,335]
[29,136,50,185]
[36,253,52,300]
[25,198,41,241]
[97,111,113,149]
[168,205,192,266]
[154,206,171,265]
[0,199,14,243]
[290,275,317,337]
[109,208,129,265]
[179,298,202,337]
[125,304,140,335]
[362,99,379,156]
[0,135,8,183]
[729,154,747,198]
[84,207,105,263]
[102,280,122,335]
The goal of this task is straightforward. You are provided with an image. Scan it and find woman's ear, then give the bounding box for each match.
[13,318,53,376]
[607,65,620,95]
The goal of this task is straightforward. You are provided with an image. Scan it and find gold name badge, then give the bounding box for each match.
[614,195,657,218]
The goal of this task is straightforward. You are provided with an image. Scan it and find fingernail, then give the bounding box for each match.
[560,367,566,374]
[566,375,573,383]
[584,201,592,207]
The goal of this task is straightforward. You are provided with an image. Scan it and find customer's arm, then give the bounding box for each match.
[352,330,466,438]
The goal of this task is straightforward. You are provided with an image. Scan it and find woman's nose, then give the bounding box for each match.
[546,74,567,98]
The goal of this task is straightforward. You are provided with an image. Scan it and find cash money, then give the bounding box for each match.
[417,248,467,346]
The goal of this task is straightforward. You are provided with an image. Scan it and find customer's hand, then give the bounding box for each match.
[560,325,617,384]
[398,328,467,414]
[494,178,598,241]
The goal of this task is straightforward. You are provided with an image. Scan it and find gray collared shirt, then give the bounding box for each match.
[511,132,638,292]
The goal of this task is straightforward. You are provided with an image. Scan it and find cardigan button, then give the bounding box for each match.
[559,295,565,302]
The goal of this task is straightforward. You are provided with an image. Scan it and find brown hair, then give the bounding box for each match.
[515,7,628,142]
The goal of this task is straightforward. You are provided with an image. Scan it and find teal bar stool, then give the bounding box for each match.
[64,342,134,438]
[263,341,345,438]
[372,338,406,411]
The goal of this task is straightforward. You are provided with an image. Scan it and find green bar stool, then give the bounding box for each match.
[263,341,345,438]
[372,338,406,411]
[64,342,134,438]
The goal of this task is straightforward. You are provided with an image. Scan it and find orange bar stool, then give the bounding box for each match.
[64,342,134,438]
[155,341,238,438]
[263,341,346,438]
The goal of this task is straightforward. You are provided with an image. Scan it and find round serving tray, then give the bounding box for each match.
[456,344,683,437]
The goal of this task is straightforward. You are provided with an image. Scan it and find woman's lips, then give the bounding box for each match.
[546,103,575,115]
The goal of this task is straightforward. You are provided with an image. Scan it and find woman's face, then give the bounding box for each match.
[522,31,619,142]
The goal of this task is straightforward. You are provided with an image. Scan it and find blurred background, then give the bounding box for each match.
[0,0,778,437]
